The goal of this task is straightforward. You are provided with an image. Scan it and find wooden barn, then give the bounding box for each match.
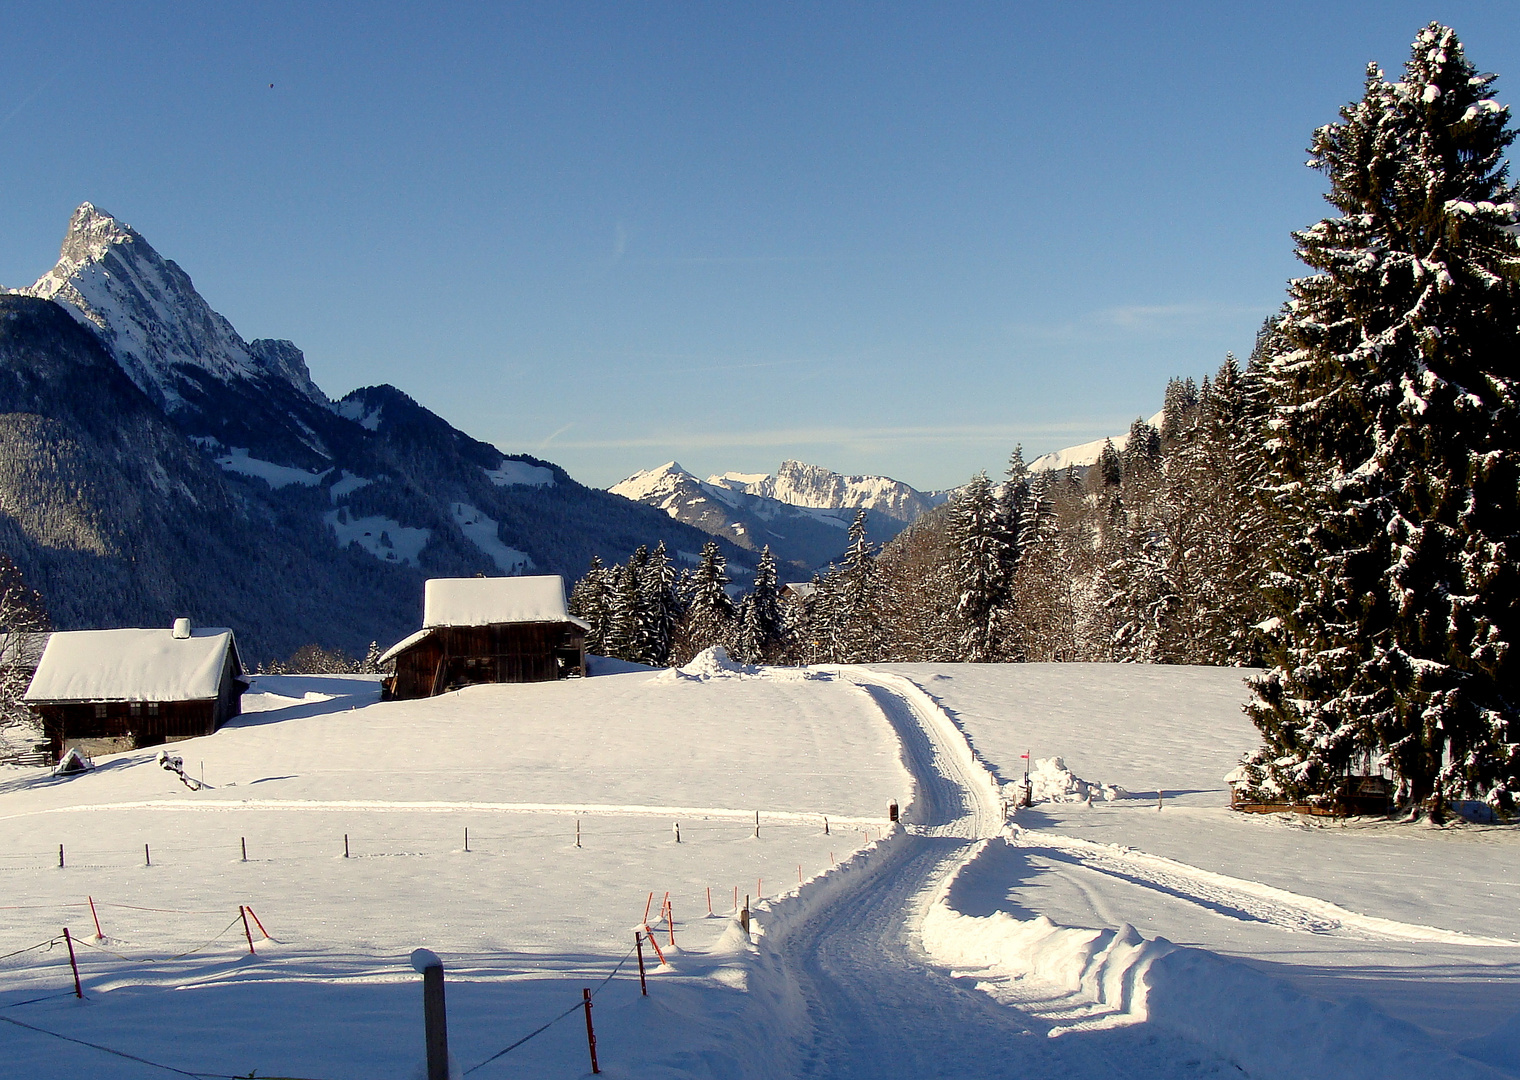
[24,619,247,762]
[381,576,588,699]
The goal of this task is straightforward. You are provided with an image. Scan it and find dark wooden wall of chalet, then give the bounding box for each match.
[37,650,244,760]
[391,622,586,698]
[39,700,218,759]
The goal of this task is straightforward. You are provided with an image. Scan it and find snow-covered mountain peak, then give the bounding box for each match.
[609,461,697,502]
[18,202,328,413]
[710,459,944,522]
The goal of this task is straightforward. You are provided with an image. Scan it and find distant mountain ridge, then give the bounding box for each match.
[610,460,946,572]
[0,204,747,660]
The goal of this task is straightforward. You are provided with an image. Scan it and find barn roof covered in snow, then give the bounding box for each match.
[421,576,589,631]
[25,628,242,703]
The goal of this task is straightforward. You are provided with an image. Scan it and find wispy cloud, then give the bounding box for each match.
[0,69,61,134]
[1006,300,1274,343]
[537,422,574,451]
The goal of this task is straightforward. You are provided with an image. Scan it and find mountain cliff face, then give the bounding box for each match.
[0,204,745,660]
[610,460,944,573]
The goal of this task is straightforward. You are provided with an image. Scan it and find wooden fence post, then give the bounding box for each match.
[62,928,81,998]
[411,949,449,1080]
[582,987,600,1074]
[239,906,256,955]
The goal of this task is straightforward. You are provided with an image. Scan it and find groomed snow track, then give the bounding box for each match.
[758,669,1237,1079]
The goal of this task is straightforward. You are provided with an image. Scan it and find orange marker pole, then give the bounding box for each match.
[87,896,103,940]
[245,906,272,940]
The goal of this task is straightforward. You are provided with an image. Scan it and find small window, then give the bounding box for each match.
[147,702,160,717]
[93,703,107,719]
[129,702,142,717]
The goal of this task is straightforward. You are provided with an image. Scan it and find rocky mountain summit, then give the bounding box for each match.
[0,204,742,660]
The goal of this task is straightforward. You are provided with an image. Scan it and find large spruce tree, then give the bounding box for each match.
[1248,24,1520,807]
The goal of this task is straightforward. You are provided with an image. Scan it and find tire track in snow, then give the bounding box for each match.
[755,669,1237,1079]
[1017,831,1520,947]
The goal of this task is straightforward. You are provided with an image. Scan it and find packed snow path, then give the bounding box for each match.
[774,672,1235,1079]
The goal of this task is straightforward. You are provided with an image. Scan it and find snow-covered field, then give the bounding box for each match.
[2,658,1517,1079]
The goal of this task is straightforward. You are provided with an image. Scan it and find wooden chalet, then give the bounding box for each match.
[381,576,588,699]
[24,619,247,762]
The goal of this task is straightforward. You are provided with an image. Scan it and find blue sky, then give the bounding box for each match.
[2,3,1517,490]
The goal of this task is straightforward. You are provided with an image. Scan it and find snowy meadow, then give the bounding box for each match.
[1,659,1517,1079]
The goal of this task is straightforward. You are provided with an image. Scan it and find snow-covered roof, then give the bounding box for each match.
[422,576,590,631]
[25,627,242,703]
[378,628,431,665]
[783,582,818,599]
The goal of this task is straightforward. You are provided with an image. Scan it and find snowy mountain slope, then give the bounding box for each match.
[707,459,948,522]
[1027,409,1166,472]
[17,203,327,416]
[0,205,746,660]
[612,460,938,572]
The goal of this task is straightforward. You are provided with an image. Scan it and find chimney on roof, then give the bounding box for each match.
[172,617,191,639]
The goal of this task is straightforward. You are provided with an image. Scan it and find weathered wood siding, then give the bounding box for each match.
[39,699,220,760]
[390,622,586,699]
[35,649,244,761]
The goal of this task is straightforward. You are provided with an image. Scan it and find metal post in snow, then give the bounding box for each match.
[634,933,648,995]
[411,949,449,1080]
[239,906,256,955]
[576,818,581,848]
[582,987,600,1074]
[673,821,680,843]
[823,815,829,836]
[144,843,150,867]
[754,810,760,839]
[58,844,64,869]
[464,827,469,853]
[344,834,350,858]
[62,928,81,998]
[88,896,102,940]
[241,837,247,862]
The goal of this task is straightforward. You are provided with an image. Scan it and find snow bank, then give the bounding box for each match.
[924,837,1505,1080]
[671,647,759,679]
[1027,756,1127,804]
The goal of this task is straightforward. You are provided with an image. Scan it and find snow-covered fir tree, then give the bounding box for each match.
[950,472,1016,661]
[568,555,614,656]
[833,510,885,663]
[735,546,784,664]
[637,541,681,666]
[1247,24,1520,808]
[678,541,735,661]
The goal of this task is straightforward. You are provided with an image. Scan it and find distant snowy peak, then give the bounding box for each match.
[706,459,944,521]
[609,461,701,509]
[17,203,328,412]
[1028,409,1166,472]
